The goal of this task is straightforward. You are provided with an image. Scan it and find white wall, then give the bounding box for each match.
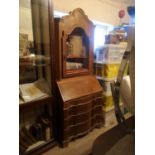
[53,0,131,26]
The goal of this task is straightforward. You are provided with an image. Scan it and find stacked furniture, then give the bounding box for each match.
[94,27,128,126]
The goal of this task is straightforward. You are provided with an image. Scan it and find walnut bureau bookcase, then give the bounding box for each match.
[19,0,56,154]
[53,8,104,146]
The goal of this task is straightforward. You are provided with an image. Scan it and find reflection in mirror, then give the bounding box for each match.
[19,0,51,89]
[19,0,34,56]
[19,0,36,83]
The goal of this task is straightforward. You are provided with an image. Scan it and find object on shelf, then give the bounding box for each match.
[30,123,44,140]
[19,126,38,154]
[19,127,36,149]
[95,42,127,63]
[19,65,37,83]
[21,126,37,143]
[19,54,50,66]
[19,109,54,154]
[26,140,46,152]
[95,63,120,79]
[29,115,52,141]
[19,33,36,57]
[69,35,83,57]
[39,116,52,141]
[127,6,135,18]
[118,9,125,19]
[94,62,128,79]
[19,78,51,102]
[105,29,127,44]
[66,62,83,70]
[19,33,29,56]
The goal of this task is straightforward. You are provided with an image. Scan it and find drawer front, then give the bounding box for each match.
[64,110,92,129]
[63,100,93,118]
[64,95,93,118]
[62,92,104,143]
[64,118,92,141]
[63,114,103,141]
[64,95,93,109]
[63,93,103,118]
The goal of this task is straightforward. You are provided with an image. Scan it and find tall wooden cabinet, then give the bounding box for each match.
[19,0,56,154]
[53,8,104,146]
[54,8,94,80]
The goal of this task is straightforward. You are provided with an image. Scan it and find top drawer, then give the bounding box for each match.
[64,95,93,109]
[63,92,103,118]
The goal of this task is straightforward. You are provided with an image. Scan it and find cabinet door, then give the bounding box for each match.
[19,0,56,154]
[19,0,54,104]
[59,8,94,78]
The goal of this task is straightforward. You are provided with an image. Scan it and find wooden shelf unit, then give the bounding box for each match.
[19,0,56,154]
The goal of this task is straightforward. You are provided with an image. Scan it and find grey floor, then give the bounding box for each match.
[42,113,132,155]
[42,123,117,155]
[105,134,134,155]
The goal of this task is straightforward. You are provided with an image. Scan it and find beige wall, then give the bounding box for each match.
[19,6,33,41]
[19,0,131,37]
[53,0,131,26]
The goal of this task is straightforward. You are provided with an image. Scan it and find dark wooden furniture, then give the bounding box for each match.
[56,75,103,145]
[19,0,56,154]
[54,8,94,80]
[53,8,104,146]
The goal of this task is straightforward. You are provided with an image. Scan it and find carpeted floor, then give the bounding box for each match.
[105,134,134,155]
[92,116,135,155]
[42,114,133,155]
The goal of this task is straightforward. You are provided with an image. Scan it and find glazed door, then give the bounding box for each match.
[62,27,90,77]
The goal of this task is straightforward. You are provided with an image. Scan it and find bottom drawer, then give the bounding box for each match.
[63,114,103,141]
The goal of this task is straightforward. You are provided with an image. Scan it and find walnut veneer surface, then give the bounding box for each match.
[57,75,102,102]
[53,9,103,146]
[56,75,104,146]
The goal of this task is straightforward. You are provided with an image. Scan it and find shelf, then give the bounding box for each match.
[19,96,53,110]
[96,76,116,82]
[66,68,89,76]
[19,78,36,84]
[94,60,122,64]
[24,139,57,155]
[67,55,87,59]
[19,55,51,67]
[19,62,51,67]
[19,0,55,154]
[19,55,50,61]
